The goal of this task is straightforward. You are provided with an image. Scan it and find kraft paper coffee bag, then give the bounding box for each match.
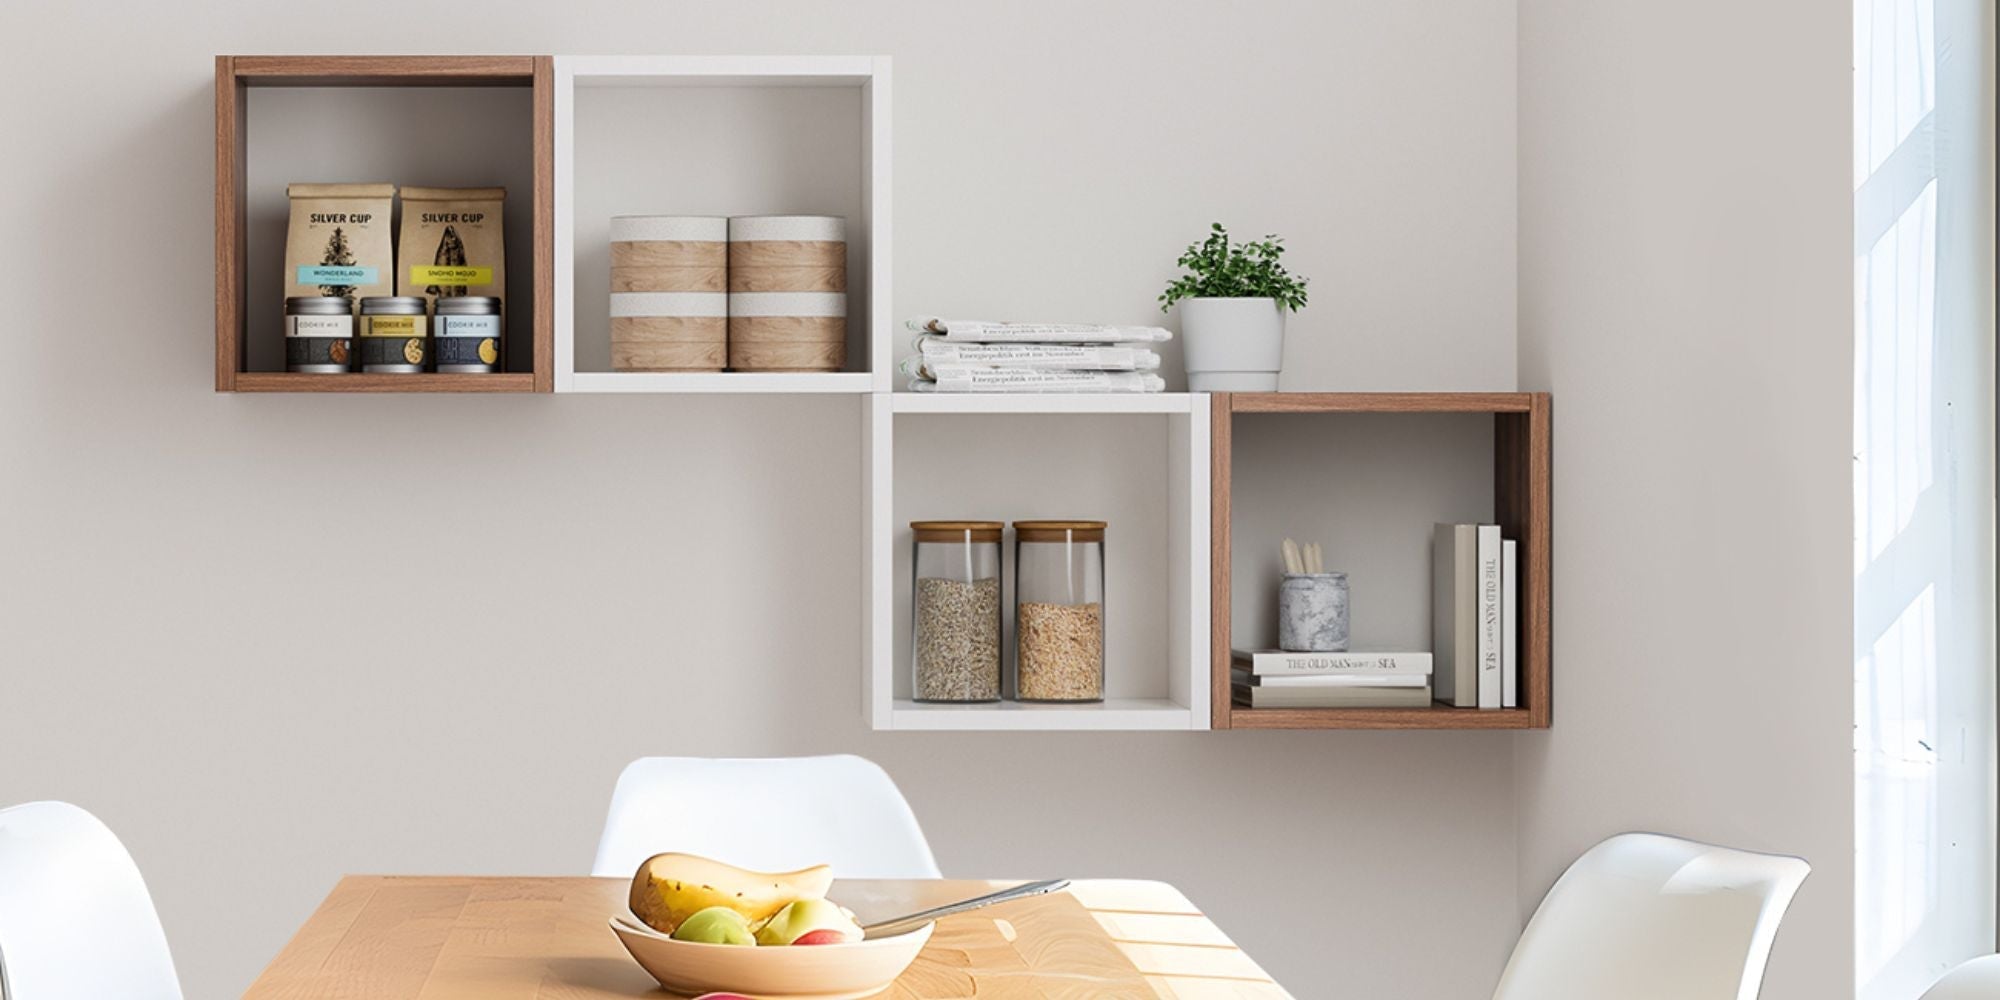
[397,186,505,314]
[284,183,396,309]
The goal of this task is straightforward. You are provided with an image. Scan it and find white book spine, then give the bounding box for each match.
[1477,525,1502,709]
[913,338,1161,371]
[1244,674,1430,689]
[911,370,1165,393]
[1232,650,1433,677]
[906,316,1172,343]
[1502,539,1518,709]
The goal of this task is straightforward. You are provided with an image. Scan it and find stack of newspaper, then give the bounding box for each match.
[902,317,1169,393]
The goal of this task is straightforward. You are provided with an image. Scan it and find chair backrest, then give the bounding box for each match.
[1920,955,2000,999]
[1493,832,1809,1000]
[0,802,182,1000]
[591,756,942,880]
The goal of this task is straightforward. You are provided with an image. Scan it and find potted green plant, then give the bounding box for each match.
[1159,223,1309,391]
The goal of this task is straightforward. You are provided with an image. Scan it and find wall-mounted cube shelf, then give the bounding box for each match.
[213,56,554,392]
[554,56,890,394]
[1210,392,1553,730]
[863,394,1211,731]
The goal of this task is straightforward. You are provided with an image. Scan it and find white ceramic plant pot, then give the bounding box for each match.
[1179,297,1285,392]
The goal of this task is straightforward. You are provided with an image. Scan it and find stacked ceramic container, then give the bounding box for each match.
[608,216,729,372]
[726,216,847,372]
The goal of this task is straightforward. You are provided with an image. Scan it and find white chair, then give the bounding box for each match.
[591,755,941,880]
[1493,832,1809,1000]
[0,801,182,1000]
[1920,955,2000,999]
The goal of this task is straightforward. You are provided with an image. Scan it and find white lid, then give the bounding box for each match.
[728,215,846,243]
[609,216,729,242]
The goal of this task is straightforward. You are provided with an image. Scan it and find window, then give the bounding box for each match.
[1852,1,1997,997]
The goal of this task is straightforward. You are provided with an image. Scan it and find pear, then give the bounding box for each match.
[669,906,755,946]
[755,897,863,946]
[628,853,833,935]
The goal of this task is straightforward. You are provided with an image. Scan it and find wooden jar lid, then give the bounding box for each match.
[1013,520,1107,542]
[912,520,1003,543]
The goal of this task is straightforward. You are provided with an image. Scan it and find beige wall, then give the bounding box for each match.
[0,2,1523,997]
[1514,0,1855,997]
[3,1,1860,995]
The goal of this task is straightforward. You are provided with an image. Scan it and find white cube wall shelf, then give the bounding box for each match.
[863,393,1213,731]
[554,56,891,393]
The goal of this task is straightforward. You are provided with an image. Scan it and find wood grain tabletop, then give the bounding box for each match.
[241,876,1288,999]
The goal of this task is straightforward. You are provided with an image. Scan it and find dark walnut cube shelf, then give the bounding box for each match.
[1210,392,1553,731]
[214,55,555,393]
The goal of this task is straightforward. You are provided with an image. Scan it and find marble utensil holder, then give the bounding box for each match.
[1279,572,1350,652]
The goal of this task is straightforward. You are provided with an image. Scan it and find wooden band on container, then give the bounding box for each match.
[610,216,729,243]
[725,291,846,318]
[612,265,727,293]
[611,316,728,343]
[610,292,729,318]
[727,315,846,344]
[727,241,847,269]
[728,265,844,293]
[727,341,845,371]
[613,340,727,372]
[611,241,728,270]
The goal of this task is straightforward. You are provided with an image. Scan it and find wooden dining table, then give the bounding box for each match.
[242,876,1289,999]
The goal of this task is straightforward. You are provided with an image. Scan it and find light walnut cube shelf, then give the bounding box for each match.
[1210,393,1553,731]
[213,56,555,392]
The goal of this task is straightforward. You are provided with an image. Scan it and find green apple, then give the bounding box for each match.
[754,897,862,946]
[670,906,755,945]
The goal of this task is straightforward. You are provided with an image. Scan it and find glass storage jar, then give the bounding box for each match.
[911,521,1003,703]
[1011,520,1106,702]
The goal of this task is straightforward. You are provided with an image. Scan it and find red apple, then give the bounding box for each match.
[791,928,852,946]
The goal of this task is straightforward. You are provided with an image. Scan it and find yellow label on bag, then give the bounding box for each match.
[363,315,420,336]
[410,266,494,285]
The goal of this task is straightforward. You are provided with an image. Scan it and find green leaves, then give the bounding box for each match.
[1158,222,1309,313]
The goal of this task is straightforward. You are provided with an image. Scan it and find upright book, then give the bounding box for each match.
[1432,523,1479,707]
[1230,649,1433,678]
[1502,538,1519,709]
[1477,524,1503,710]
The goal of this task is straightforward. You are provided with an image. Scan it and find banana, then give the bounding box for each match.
[628,853,833,934]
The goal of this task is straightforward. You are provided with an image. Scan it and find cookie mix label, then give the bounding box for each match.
[285,315,353,338]
[436,314,501,338]
[361,315,421,337]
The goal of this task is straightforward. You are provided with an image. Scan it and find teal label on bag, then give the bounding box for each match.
[297,265,378,285]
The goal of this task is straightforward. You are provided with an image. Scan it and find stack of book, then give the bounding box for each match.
[901,317,1169,393]
[1433,522,1520,709]
[1230,650,1434,708]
